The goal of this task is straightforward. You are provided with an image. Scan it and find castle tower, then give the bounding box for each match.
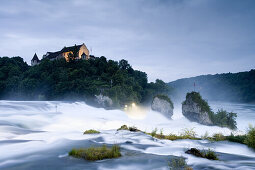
[31,53,40,66]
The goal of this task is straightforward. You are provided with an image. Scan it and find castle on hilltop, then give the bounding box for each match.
[31,43,94,66]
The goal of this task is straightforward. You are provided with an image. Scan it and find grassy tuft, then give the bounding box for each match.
[117,125,141,132]
[69,145,121,161]
[117,125,129,131]
[244,125,255,149]
[83,129,100,134]
[168,157,193,170]
[226,133,246,144]
[202,149,219,160]
[212,133,226,141]
[180,128,197,139]
[186,148,218,160]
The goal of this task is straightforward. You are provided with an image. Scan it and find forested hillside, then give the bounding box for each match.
[0,56,170,107]
[169,70,255,103]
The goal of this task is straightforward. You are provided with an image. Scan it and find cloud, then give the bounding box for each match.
[0,0,254,82]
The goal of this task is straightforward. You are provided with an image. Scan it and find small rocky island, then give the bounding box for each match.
[182,92,213,125]
[182,91,237,129]
[151,94,174,118]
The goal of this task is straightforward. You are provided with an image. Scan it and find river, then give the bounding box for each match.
[0,100,255,169]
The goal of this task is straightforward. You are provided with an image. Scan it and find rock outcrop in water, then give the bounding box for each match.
[151,95,173,118]
[182,92,213,125]
[95,94,113,108]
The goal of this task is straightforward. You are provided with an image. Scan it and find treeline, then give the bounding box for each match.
[0,56,170,107]
[169,70,255,103]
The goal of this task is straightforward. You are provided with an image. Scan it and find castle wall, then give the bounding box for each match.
[78,44,89,59]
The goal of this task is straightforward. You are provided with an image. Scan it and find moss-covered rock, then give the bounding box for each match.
[151,94,174,118]
[182,92,213,125]
[69,145,121,161]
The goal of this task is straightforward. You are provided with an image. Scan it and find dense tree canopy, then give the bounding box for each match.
[0,56,170,107]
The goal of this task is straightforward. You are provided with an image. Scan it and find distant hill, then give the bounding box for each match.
[168,69,255,103]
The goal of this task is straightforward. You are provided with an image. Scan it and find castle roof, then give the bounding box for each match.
[44,44,84,59]
[46,51,62,59]
[31,53,40,61]
[61,44,82,53]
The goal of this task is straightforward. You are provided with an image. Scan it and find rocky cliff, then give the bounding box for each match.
[151,95,173,119]
[182,93,213,125]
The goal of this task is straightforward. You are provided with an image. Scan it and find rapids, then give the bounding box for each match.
[0,100,255,169]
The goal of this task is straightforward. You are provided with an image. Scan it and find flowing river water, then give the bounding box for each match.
[0,100,255,170]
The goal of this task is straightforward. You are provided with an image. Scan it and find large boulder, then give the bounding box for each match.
[95,94,113,108]
[182,92,213,125]
[151,95,173,118]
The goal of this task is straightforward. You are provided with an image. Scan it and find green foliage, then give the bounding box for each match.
[69,145,121,161]
[225,134,246,144]
[147,128,199,140]
[213,109,237,130]
[180,128,197,139]
[117,125,140,132]
[0,57,169,105]
[186,148,218,160]
[169,157,192,170]
[83,129,100,134]
[244,125,255,149]
[212,133,226,141]
[151,128,158,137]
[154,94,174,108]
[183,92,212,114]
[202,149,218,160]
[117,125,129,131]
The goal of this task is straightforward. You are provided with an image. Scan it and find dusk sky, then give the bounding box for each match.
[0,0,254,82]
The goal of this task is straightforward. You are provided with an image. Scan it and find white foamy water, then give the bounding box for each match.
[0,100,255,170]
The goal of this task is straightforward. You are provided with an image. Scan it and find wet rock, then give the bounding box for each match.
[185,148,203,158]
[95,94,113,108]
[182,92,213,125]
[151,95,173,119]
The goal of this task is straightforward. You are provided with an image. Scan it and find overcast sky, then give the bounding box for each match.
[0,0,254,82]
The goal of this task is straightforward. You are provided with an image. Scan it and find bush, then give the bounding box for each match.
[186,148,218,160]
[117,125,141,132]
[151,128,158,137]
[244,125,255,149]
[69,145,121,161]
[225,133,246,144]
[213,109,237,130]
[168,157,193,170]
[117,125,129,131]
[202,149,218,160]
[83,129,100,134]
[213,133,226,141]
[180,128,197,139]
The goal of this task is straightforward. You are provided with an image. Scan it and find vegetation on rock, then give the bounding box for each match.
[117,125,140,132]
[69,145,121,161]
[83,129,100,134]
[168,157,193,170]
[153,94,174,108]
[183,92,237,129]
[185,148,218,160]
